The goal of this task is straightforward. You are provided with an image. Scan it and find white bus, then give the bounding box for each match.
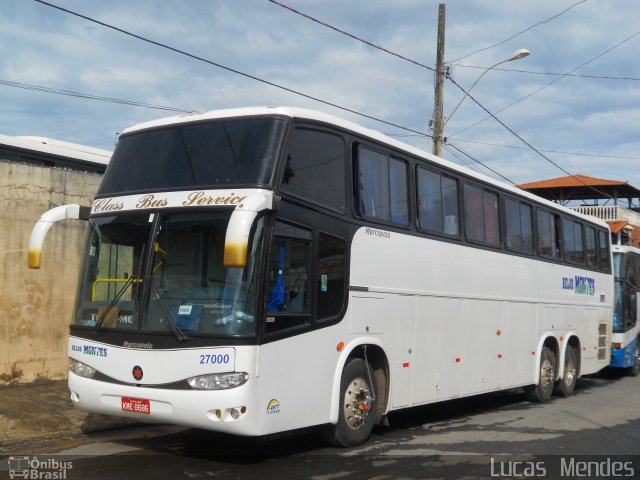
[610,245,640,375]
[29,106,613,447]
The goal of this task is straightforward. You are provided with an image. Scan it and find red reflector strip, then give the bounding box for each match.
[498,354,503,359]
[455,358,461,363]
[403,362,410,368]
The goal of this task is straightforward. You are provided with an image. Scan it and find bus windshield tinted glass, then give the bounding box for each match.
[144,212,262,336]
[74,213,151,330]
[74,211,263,337]
[99,117,285,195]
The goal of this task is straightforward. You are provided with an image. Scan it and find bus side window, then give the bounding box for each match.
[505,198,533,253]
[625,254,639,329]
[281,128,346,213]
[265,222,312,334]
[356,145,409,226]
[537,209,559,259]
[598,230,610,270]
[586,226,597,267]
[416,167,459,237]
[464,184,500,246]
[562,219,584,264]
[317,233,346,321]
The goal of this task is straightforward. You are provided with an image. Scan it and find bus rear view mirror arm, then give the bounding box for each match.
[224,191,278,268]
[28,204,91,269]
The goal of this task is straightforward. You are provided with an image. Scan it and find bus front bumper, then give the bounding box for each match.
[68,372,259,436]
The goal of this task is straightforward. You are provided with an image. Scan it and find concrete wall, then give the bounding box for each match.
[0,160,101,383]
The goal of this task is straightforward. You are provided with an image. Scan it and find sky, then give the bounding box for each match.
[2,0,640,193]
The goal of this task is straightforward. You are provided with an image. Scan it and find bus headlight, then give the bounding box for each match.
[187,372,249,390]
[68,358,97,378]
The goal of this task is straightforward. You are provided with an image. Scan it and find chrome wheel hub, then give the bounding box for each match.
[343,377,372,430]
[541,358,555,392]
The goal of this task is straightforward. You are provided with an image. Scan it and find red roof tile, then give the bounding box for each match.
[607,220,631,234]
[517,175,628,190]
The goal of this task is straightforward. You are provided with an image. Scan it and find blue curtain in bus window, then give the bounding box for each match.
[562,219,575,262]
[417,168,442,232]
[598,230,610,269]
[267,243,286,312]
[483,191,499,245]
[358,147,389,221]
[520,203,533,252]
[537,210,556,257]
[505,198,521,250]
[586,227,597,267]
[573,222,584,263]
[442,176,459,235]
[464,184,485,242]
[389,159,408,225]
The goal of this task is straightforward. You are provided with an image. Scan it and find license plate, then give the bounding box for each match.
[121,397,150,414]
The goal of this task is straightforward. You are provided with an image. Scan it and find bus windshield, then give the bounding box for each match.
[74,211,264,337]
[613,251,639,332]
[98,116,286,195]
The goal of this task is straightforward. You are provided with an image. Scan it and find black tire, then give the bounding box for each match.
[554,345,578,397]
[626,339,640,377]
[525,346,556,403]
[321,358,378,447]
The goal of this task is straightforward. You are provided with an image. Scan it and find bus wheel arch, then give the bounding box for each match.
[525,336,558,403]
[322,343,389,447]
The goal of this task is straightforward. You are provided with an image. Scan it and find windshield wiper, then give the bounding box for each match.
[94,244,146,333]
[93,275,136,332]
[149,280,189,342]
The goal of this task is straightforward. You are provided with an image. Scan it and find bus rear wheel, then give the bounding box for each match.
[525,346,556,402]
[321,357,377,447]
[554,345,578,397]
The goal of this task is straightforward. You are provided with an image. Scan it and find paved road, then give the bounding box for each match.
[3,370,640,479]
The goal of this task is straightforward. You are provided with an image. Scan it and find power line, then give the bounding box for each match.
[390,133,640,161]
[0,79,194,113]
[442,143,482,174]
[264,0,631,191]
[446,142,516,184]
[454,65,640,82]
[446,75,616,201]
[267,0,435,72]
[449,0,587,63]
[450,28,640,137]
[28,0,628,203]
[33,0,431,139]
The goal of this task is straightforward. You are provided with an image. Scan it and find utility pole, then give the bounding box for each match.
[432,3,446,157]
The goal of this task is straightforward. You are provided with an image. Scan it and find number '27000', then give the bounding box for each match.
[200,353,230,365]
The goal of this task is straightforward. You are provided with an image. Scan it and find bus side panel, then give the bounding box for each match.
[256,325,343,436]
[388,294,414,408]
[409,295,463,404]
[503,302,539,387]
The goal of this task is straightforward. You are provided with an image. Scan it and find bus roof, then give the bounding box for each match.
[0,134,111,167]
[612,244,640,255]
[120,106,609,230]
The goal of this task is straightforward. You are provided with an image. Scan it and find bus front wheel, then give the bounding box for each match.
[525,346,556,403]
[321,357,377,447]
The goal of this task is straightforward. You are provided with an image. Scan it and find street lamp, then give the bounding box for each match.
[433,48,529,155]
[443,48,530,127]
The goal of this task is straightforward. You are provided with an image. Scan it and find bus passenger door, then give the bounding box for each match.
[390,295,414,408]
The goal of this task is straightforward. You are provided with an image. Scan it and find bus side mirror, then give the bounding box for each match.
[28,204,91,269]
[223,192,275,268]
